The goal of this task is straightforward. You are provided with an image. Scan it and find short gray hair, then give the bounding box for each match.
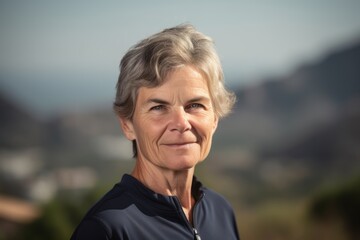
[113,24,236,157]
[113,24,235,119]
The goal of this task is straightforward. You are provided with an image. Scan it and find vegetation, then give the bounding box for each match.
[15,188,106,240]
[4,174,356,240]
[308,175,360,240]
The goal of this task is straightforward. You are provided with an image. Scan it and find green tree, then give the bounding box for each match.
[309,175,360,240]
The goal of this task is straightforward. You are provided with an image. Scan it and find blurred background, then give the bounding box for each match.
[1,1,360,239]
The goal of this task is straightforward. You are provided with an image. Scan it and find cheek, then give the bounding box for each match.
[198,115,217,135]
[194,118,216,146]
[133,119,165,146]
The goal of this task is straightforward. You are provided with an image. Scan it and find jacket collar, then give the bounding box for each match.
[120,174,204,210]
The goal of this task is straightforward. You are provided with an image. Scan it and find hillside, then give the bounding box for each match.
[211,40,360,202]
[0,92,45,149]
[216,40,360,150]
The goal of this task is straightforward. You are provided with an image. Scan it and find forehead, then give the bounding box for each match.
[137,66,211,102]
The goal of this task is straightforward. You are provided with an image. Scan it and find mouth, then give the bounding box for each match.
[163,142,197,148]
[166,142,195,145]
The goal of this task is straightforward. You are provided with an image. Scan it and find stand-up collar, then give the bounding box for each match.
[120,174,204,210]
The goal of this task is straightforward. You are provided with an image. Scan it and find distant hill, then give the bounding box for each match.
[216,40,360,150]
[212,40,360,200]
[266,109,360,172]
[0,92,45,149]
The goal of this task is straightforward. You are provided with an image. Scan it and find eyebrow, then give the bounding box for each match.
[187,96,211,103]
[145,96,211,105]
[146,98,170,105]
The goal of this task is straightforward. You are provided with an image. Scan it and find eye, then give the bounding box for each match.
[186,103,204,110]
[150,105,166,111]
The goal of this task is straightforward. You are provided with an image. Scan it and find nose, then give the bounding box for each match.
[170,108,191,132]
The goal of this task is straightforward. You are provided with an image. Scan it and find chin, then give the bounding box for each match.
[167,157,199,171]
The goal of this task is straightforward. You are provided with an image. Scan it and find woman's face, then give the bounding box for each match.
[120,65,218,172]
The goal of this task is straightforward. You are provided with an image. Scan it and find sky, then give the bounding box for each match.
[1,0,360,117]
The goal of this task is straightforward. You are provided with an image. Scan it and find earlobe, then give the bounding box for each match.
[118,117,136,141]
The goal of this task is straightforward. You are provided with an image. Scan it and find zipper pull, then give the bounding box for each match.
[193,228,201,240]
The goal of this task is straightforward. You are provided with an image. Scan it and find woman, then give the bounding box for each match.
[71,24,239,240]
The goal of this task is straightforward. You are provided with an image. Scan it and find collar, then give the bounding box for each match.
[120,174,204,209]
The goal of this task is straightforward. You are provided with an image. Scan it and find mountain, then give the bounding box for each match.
[216,40,360,149]
[266,109,360,171]
[0,92,45,149]
[211,40,360,201]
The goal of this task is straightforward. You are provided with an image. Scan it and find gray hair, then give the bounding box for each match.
[113,24,236,156]
[114,24,235,119]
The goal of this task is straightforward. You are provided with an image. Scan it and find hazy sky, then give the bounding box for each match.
[1,0,360,116]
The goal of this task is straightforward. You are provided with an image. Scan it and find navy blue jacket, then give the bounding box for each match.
[70,174,239,240]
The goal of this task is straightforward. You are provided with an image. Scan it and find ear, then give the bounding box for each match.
[118,117,136,141]
[212,116,219,134]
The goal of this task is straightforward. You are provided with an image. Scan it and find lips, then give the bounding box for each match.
[162,139,198,146]
[164,142,196,146]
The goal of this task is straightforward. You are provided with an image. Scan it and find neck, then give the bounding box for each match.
[131,161,195,222]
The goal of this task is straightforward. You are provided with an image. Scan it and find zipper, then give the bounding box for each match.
[193,228,201,240]
[172,195,203,240]
[191,195,203,240]
[191,194,203,240]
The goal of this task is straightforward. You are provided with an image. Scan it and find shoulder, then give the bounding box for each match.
[199,187,238,222]
[195,187,240,239]
[70,217,111,240]
[71,183,135,239]
[202,187,234,211]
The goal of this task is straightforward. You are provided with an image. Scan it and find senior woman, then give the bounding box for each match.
[70,24,239,240]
